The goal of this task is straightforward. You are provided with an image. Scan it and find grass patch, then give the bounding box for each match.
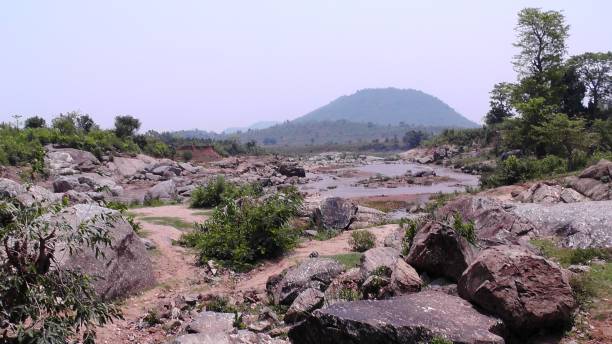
[530,239,611,266]
[357,199,414,213]
[326,252,363,269]
[140,216,195,230]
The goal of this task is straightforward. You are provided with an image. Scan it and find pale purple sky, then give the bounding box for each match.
[1,1,610,132]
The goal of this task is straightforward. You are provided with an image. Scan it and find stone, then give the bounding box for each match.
[458,245,576,335]
[559,187,590,203]
[383,226,405,251]
[179,162,197,173]
[50,204,155,300]
[53,176,84,193]
[0,178,61,206]
[323,268,362,306]
[312,197,358,231]
[390,259,422,294]
[186,311,234,334]
[277,163,306,178]
[406,221,478,281]
[285,288,325,324]
[359,247,399,279]
[169,333,230,344]
[267,258,344,305]
[45,148,100,175]
[352,205,387,228]
[579,159,612,180]
[567,176,610,201]
[145,180,177,202]
[288,290,505,344]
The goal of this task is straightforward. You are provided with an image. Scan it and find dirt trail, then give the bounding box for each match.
[97,204,397,343]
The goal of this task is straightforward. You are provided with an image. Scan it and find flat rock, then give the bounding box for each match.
[186,311,234,334]
[288,290,505,344]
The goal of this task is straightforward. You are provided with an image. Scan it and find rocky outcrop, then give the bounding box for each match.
[51,204,156,300]
[359,246,400,279]
[284,288,324,324]
[277,163,306,178]
[0,178,62,206]
[144,180,177,202]
[458,245,575,335]
[312,197,358,231]
[438,196,535,246]
[352,205,387,229]
[45,147,100,175]
[186,311,235,334]
[406,221,479,281]
[359,247,422,298]
[288,290,505,344]
[267,258,345,305]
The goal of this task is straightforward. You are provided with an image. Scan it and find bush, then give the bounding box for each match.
[399,218,422,255]
[0,199,121,343]
[349,230,376,252]
[480,155,568,188]
[450,212,476,244]
[180,187,303,271]
[190,176,262,208]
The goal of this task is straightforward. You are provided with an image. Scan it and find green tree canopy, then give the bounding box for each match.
[114,115,141,138]
[24,116,46,129]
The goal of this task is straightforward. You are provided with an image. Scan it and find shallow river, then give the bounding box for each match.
[300,161,479,199]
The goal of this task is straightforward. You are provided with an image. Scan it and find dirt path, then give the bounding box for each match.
[97,204,397,343]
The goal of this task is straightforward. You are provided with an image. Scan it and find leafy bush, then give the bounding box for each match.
[180,187,303,271]
[349,230,376,252]
[190,176,263,208]
[480,155,568,188]
[0,199,121,343]
[399,217,422,255]
[450,212,477,244]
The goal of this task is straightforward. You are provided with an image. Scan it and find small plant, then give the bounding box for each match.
[143,309,162,326]
[338,287,362,302]
[450,212,476,244]
[349,230,376,252]
[206,296,237,313]
[400,218,421,255]
[427,336,453,344]
[190,176,263,208]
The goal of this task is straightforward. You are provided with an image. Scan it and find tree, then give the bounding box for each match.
[513,8,569,78]
[52,113,78,135]
[24,116,46,129]
[569,52,612,120]
[114,115,141,138]
[557,64,586,118]
[402,130,426,148]
[485,82,516,125]
[76,114,97,133]
[533,113,591,169]
[0,199,121,343]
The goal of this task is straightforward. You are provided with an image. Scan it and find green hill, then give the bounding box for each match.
[295,88,477,127]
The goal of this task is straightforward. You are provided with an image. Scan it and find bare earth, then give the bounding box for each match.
[97,204,397,344]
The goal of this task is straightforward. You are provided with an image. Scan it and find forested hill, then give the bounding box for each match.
[294,88,477,127]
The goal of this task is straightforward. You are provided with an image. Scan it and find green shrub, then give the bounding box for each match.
[349,230,376,252]
[190,176,263,208]
[450,212,476,244]
[480,155,568,188]
[399,218,422,255]
[180,187,303,271]
[206,296,237,313]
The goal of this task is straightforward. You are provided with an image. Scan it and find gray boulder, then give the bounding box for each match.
[458,245,575,335]
[267,258,344,305]
[566,176,610,201]
[406,221,478,281]
[359,247,399,279]
[0,178,61,206]
[288,290,505,344]
[46,147,100,174]
[145,180,177,202]
[52,204,155,299]
[312,197,358,231]
[186,311,234,334]
[285,288,324,324]
[579,159,612,180]
[277,163,306,178]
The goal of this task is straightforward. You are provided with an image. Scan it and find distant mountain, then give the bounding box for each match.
[294,88,477,128]
[223,120,280,134]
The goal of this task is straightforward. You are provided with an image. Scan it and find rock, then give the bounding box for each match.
[323,268,362,306]
[0,178,61,206]
[50,204,155,300]
[424,278,458,296]
[186,311,234,334]
[247,320,272,333]
[579,159,612,180]
[567,176,610,201]
[568,264,591,273]
[145,180,177,202]
[411,168,436,177]
[406,221,478,281]
[458,245,576,335]
[312,197,358,231]
[559,187,590,203]
[390,259,422,294]
[179,162,197,173]
[359,247,399,279]
[438,196,536,246]
[285,288,324,324]
[416,156,434,164]
[383,226,405,250]
[515,182,562,203]
[152,165,182,177]
[77,173,123,196]
[169,333,230,344]
[288,290,505,344]
[278,163,306,178]
[267,258,344,305]
[510,200,612,248]
[53,176,83,193]
[141,238,157,250]
[112,155,152,177]
[352,205,386,228]
[45,147,100,175]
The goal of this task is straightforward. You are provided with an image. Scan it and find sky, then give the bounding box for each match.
[0,1,610,132]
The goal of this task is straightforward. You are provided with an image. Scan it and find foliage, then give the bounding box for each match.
[530,239,611,266]
[399,218,422,255]
[114,115,141,138]
[24,116,46,129]
[190,176,263,208]
[480,155,568,188]
[569,52,612,119]
[485,82,516,125]
[427,337,453,344]
[180,187,303,271]
[0,199,121,343]
[450,213,476,245]
[205,296,237,313]
[348,230,376,252]
[181,150,193,161]
[532,113,592,169]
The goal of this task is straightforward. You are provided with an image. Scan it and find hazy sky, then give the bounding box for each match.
[1,1,610,132]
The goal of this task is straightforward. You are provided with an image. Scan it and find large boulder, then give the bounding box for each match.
[510,200,612,248]
[288,290,505,344]
[51,204,156,300]
[514,182,562,203]
[359,247,422,298]
[267,258,344,305]
[406,221,478,281]
[285,288,325,324]
[359,247,399,279]
[566,176,611,201]
[145,180,177,202]
[312,197,358,231]
[458,245,576,335]
[0,178,61,206]
[46,147,100,175]
[579,159,612,180]
[277,163,306,178]
[438,196,536,246]
[186,311,234,334]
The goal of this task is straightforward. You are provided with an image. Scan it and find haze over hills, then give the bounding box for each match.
[294,88,477,128]
[223,121,280,134]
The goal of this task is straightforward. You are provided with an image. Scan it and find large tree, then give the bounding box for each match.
[513,8,569,78]
[485,82,516,125]
[114,115,141,138]
[569,52,612,119]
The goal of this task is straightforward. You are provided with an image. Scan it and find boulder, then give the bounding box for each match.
[390,259,422,294]
[145,180,177,202]
[383,226,405,251]
[288,290,505,344]
[53,176,84,193]
[515,182,562,203]
[45,148,100,175]
[186,311,234,334]
[438,196,535,246]
[0,178,61,206]
[51,204,156,299]
[510,200,612,248]
[352,206,386,228]
[566,176,611,201]
[278,163,306,178]
[285,288,324,324]
[152,165,182,177]
[579,159,612,180]
[179,162,197,173]
[267,258,344,305]
[112,156,150,177]
[406,221,478,281]
[559,187,590,203]
[312,197,358,231]
[359,247,399,279]
[458,245,575,335]
[323,267,362,306]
